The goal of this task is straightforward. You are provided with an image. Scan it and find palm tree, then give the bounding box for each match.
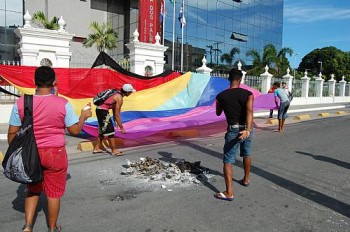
[31,11,59,30]
[276,47,293,76]
[220,53,232,66]
[246,44,293,76]
[246,49,263,75]
[83,21,118,52]
[220,47,240,67]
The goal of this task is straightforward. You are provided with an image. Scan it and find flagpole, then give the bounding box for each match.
[180,0,184,72]
[162,0,165,45]
[172,0,176,70]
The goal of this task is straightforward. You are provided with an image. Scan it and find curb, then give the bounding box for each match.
[336,111,346,115]
[318,113,330,117]
[0,151,3,162]
[294,115,311,120]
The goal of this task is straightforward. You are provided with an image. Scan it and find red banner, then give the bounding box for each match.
[138,0,162,43]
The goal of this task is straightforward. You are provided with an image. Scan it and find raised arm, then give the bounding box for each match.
[113,94,126,134]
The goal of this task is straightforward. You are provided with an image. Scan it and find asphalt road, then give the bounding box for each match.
[0,113,349,232]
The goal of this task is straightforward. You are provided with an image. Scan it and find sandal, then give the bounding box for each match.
[110,151,124,156]
[214,192,234,201]
[48,225,62,232]
[240,179,250,187]
[22,224,33,232]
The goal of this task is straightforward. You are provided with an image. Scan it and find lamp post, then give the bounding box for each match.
[318,61,323,73]
[293,53,299,77]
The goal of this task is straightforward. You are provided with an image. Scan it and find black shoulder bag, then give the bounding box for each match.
[2,94,43,184]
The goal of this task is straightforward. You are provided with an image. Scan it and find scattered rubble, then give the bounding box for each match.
[121,157,214,186]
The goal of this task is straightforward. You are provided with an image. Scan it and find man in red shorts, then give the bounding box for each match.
[8,66,92,232]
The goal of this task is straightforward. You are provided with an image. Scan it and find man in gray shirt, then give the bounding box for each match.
[273,82,290,132]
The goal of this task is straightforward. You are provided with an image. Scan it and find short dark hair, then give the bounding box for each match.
[281,81,286,85]
[35,66,55,87]
[273,81,280,88]
[228,68,243,82]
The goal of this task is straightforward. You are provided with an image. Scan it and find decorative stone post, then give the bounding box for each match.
[23,10,32,29]
[315,72,324,97]
[15,11,73,67]
[301,71,310,98]
[260,65,273,93]
[237,61,246,84]
[58,16,66,33]
[196,56,212,75]
[328,74,336,97]
[282,68,294,92]
[126,29,168,76]
[339,75,347,97]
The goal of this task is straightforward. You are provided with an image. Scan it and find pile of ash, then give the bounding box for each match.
[121,156,212,185]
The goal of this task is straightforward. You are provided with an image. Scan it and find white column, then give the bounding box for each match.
[196,56,212,75]
[260,65,273,93]
[328,74,336,97]
[237,61,246,84]
[126,30,168,76]
[315,72,324,97]
[15,12,74,68]
[301,71,310,98]
[282,68,294,92]
[339,76,347,97]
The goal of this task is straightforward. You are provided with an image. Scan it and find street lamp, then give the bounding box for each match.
[318,61,323,73]
[293,53,299,77]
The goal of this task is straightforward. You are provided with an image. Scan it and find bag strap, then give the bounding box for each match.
[24,94,34,123]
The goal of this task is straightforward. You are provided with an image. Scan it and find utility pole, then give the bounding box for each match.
[293,53,299,77]
[206,45,213,66]
[213,42,222,67]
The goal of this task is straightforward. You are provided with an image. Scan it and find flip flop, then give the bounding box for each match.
[214,192,234,201]
[240,179,250,187]
[110,151,124,156]
[92,150,108,154]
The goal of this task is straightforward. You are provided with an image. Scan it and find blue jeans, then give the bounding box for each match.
[278,101,290,119]
[223,127,254,164]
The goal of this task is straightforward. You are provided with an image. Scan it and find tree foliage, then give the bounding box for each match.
[220,47,240,67]
[83,21,118,52]
[31,11,60,30]
[246,44,293,76]
[298,46,350,81]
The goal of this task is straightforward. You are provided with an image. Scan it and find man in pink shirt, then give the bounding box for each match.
[93,84,136,156]
[8,66,92,232]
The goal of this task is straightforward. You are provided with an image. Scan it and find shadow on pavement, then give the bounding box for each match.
[295,151,350,170]
[178,140,350,218]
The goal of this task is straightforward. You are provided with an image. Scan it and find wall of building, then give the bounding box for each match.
[17,0,283,70]
[24,0,108,67]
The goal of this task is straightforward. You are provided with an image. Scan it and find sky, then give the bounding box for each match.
[283,0,350,69]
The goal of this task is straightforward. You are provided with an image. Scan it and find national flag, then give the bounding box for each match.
[178,5,186,28]
[169,0,175,5]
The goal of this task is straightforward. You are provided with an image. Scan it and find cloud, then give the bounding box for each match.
[284,4,350,23]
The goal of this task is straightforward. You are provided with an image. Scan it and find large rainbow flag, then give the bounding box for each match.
[0,64,275,140]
